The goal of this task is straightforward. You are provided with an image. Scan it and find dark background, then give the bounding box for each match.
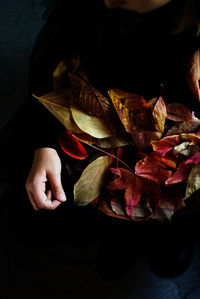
[1,1,200,298]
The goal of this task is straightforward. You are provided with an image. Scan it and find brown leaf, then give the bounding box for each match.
[151,185,185,222]
[152,96,167,135]
[166,114,200,136]
[108,89,154,134]
[69,72,112,118]
[98,199,131,221]
[186,49,200,100]
[33,91,82,133]
[167,103,192,121]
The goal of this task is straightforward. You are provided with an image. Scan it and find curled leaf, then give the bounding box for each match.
[110,199,126,217]
[185,164,200,199]
[173,141,191,155]
[166,113,200,136]
[108,89,154,134]
[166,152,200,186]
[70,106,113,138]
[167,103,192,121]
[186,49,200,100]
[98,199,131,221]
[69,72,112,117]
[59,130,87,160]
[181,132,200,145]
[151,135,181,157]
[107,168,143,217]
[33,91,82,133]
[74,156,113,206]
[152,96,167,135]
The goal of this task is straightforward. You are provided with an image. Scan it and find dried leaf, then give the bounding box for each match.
[108,89,154,134]
[150,191,185,222]
[69,72,112,117]
[131,200,152,220]
[165,152,200,186]
[59,130,87,160]
[185,164,200,199]
[99,135,132,148]
[107,168,143,217]
[33,91,82,133]
[70,106,113,138]
[74,156,113,206]
[173,141,191,155]
[167,103,192,121]
[152,96,167,135]
[74,133,131,148]
[53,54,80,90]
[181,132,200,145]
[131,131,161,151]
[166,113,200,136]
[98,199,131,221]
[135,152,173,184]
[151,135,181,157]
[110,199,126,217]
[181,145,200,157]
[186,49,200,100]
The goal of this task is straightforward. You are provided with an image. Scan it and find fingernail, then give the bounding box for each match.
[57,193,67,201]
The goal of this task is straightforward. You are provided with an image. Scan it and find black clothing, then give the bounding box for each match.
[25,0,200,150]
[1,0,200,248]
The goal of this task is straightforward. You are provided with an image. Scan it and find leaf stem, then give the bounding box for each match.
[76,136,134,173]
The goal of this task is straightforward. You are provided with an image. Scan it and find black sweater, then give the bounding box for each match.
[26,0,200,150]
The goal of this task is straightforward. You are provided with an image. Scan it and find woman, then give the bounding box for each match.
[1,0,200,278]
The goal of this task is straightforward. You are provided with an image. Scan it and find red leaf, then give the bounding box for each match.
[135,152,173,184]
[107,168,143,217]
[151,135,181,157]
[142,179,161,209]
[59,130,87,160]
[165,152,200,185]
[97,199,131,221]
[167,103,192,121]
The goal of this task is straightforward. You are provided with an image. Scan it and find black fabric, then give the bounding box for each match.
[1,0,200,247]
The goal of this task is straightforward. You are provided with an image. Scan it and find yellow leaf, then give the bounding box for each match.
[74,156,113,206]
[33,91,82,133]
[70,106,114,138]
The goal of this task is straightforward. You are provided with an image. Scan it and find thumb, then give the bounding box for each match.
[48,172,67,202]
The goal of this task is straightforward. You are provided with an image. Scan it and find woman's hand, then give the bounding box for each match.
[25,148,67,211]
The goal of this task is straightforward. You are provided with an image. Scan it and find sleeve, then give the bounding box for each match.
[25,0,92,150]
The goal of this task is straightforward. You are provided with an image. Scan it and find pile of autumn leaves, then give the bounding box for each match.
[34,50,200,222]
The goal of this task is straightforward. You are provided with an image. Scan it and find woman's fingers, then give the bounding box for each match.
[25,147,66,211]
[30,180,62,210]
[27,190,40,211]
[47,190,62,209]
[47,172,67,202]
